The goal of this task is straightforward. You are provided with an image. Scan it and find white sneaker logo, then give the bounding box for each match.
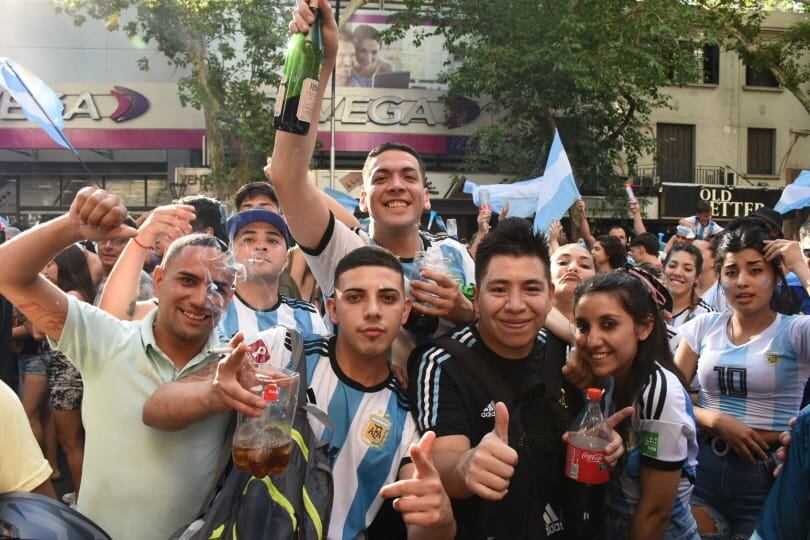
[543,503,564,536]
[480,401,496,418]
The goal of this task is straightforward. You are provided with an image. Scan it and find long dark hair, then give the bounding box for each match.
[715,223,800,315]
[574,271,686,410]
[596,235,626,270]
[53,244,96,303]
[663,244,703,311]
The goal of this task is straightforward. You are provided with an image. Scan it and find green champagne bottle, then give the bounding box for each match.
[273,0,324,135]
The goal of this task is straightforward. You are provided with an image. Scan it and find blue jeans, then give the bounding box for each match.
[602,508,699,539]
[752,406,810,540]
[691,439,774,540]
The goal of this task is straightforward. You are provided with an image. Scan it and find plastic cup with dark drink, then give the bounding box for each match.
[232,367,299,477]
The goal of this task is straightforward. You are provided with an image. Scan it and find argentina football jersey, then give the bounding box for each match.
[218,293,327,340]
[681,311,810,431]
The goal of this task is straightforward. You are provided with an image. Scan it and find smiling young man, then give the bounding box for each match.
[267,0,474,370]
[408,218,629,539]
[0,187,237,540]
[218,209,326,339]
[143,246,457,540]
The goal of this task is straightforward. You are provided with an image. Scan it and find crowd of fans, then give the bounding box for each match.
[2,3,810,540]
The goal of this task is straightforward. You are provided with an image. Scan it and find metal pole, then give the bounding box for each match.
[330,0,341,190]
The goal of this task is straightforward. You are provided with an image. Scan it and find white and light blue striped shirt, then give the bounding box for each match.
[681,311,810,431]
[218,293,327,341]
[247,328,418,540]
[608,363,698,526]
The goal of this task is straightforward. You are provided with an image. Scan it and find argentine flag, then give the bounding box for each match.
[533,130,580,234]
[323,187,359,215]
[0,58,75,153]
[463,176,545,218]
[775,170,810,214]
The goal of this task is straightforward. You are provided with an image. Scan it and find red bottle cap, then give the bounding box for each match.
[586,388,603,401]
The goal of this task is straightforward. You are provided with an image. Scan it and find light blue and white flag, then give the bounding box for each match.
[428,210,447,233]
[323,187,359,215]
[0,58,76,154]
[463,176,545,218]
[533,130,580,234]
[775,170,810,214]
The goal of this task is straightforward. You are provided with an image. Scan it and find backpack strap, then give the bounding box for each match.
[288,328,334,445]
[429,336,517,408]
[540,333,566,401]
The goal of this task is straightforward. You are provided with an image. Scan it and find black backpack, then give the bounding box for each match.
[414,335,579,540]
[173,329,334,540]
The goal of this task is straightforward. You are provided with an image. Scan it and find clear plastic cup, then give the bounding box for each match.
[478,188,491,211]
[232,366,299,477]
[411,251,452,307]
[446,218,458,239]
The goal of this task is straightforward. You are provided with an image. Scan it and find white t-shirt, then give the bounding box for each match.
[301,212,475,370]
[246,326,418,540]
[700,281,730,312]
[680,311,810,431]
[608,363,698,525]
[686,216,723,240]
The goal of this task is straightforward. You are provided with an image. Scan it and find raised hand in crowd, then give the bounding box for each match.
[99,203,196,320]
[764,238,810,294]
[0,187,136,341]
[628,200,647,235]
[476,204,492,235]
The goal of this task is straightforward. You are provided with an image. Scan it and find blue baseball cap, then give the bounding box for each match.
[226,209,289,245]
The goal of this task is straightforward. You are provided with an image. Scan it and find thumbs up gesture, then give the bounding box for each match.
[457,402,518,500]
[379,431,456,532]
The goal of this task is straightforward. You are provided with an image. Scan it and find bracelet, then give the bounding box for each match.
[131,236,150,250]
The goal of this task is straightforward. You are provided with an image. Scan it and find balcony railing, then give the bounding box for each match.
[631,165,729,186]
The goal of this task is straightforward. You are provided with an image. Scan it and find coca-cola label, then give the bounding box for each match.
[263,383,279,402]
[565,443,609,485]
[249,339,270,364]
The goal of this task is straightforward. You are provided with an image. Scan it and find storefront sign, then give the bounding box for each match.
[0,86,149,123]
[660,185,781,220]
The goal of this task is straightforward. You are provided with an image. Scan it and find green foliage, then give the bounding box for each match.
[52,0,290,198]
[699,0,810,113]
[385,0,708,190]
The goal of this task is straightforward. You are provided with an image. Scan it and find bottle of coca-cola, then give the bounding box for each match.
[564,387,610,539]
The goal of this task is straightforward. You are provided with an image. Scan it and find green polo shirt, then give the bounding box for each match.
[50,295,230,540]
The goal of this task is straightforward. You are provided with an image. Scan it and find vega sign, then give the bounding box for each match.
[0,86,149,123]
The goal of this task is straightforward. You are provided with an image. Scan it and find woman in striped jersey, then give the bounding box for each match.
[664,244,717,330]
[573,269,699,539]
[675,222,810,539]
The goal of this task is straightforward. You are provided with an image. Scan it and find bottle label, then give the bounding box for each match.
[263,383,279,402]
[565,443,609,485]
[297,78,319,123]
[274,80,286,118]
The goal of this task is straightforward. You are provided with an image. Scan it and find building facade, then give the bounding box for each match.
[0,1,807,233]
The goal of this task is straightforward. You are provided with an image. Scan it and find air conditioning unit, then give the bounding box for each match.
[725,172,736,186]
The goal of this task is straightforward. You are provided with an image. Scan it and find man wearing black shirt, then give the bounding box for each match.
[409,219,629,539]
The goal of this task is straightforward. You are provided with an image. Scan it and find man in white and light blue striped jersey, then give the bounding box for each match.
[219,208,327,341]
[142,246,457,540]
